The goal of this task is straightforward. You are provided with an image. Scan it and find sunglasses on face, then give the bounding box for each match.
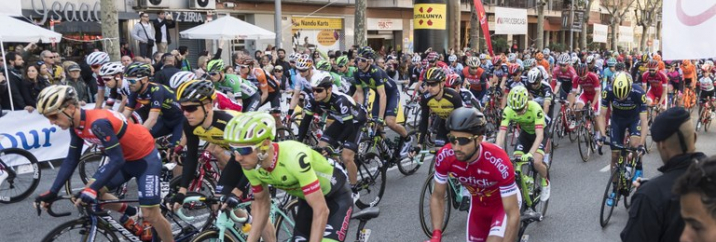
[447,134,480,146]
[426,82,441,87]
[299,69,309,73]
[238,64,249,69]
[312,88,325,93]
[91,64,102,69]
[470,67,478,70]
[180,104,202,113]
[102,76,115,82]
[125,77,142,84]
[274,69,283,73]
[559,64,568,67]
[209,72,220,76]
[337,65,345,68]
[230,144,259,156]
[356,57,368,63]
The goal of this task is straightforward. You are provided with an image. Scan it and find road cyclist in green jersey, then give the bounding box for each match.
[334,55,358,95]
[316,59,351,95]
[224,112,353,242]
[496,85,551,201]
[206,58,261,112]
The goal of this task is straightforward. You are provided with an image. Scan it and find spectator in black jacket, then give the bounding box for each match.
[19,64,50,111]
[1,52,26,111]
[621,107,705,242]
[275,48,291,81]
[152,10,175,53]
[153,53,180,87]
[673,156,716,242]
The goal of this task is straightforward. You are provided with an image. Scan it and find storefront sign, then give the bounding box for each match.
[592,24,608,43]
[367,18,403,31]
[413,3,446,30]
[30,0,101,25]
[317,30,339,46]
[291,17,343,30]
[495,7,527,35]
[167,11,205,23]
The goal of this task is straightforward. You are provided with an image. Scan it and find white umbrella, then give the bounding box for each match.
[180,15,276,40]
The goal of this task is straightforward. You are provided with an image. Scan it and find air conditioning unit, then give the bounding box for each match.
[190,0,216,10]
[139,0,170,9]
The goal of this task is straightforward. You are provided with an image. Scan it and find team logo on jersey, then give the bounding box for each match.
[641,94,647,103]
[298,153,310,172]
[602,90,608,99]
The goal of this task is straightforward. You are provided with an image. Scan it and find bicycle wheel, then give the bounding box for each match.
[191,229,240,242]
[168,175,216,198]
[164,191,214,236]
[599,169,620,227]
[354,152,387,209]
[524,162,549,218]
[274,127,296,142]
[41,218,119,242]
[397,131,423,176]
[697,107,708,132]
[274,198,299,241]
[577,124,591,162]
[419,173,451,238]
[78,151,108,184]
[0,148,40,204]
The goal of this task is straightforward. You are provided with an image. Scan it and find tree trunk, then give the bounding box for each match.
[101,0,120,61]
[639,25,648,51]
[354,0,367,46]
[470,0,479,50]
[448,0,461,51]
[611,21,618,51]
[537,0,545,50]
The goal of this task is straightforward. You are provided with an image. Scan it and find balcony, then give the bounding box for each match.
[234,0,355,5]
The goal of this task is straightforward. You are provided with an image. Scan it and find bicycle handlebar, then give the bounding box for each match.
[176,196,247,223]
[35,195,73,218]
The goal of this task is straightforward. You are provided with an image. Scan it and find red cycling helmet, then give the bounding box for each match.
[647,60,659,70]
[508,64,523,76]
[446,73,463,88]
[576,63,589,77]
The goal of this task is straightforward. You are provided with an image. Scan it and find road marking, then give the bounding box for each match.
[599,165,611,173]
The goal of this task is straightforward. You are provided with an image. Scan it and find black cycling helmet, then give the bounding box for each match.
[446,107,487,135]
[124,62,152,78]
[358,46,375,59]
[425,67,447,83]
[176,80,216,103]
[615,62,626,72]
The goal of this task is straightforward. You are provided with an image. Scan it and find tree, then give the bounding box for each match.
[100,0,120,61]
[635,0,662,51]
[470,0,480,50]
[604,0,636,51]
[448,0,461,51]
[580,0,596,50]
[536,0,546,50]
[354,0,367,47]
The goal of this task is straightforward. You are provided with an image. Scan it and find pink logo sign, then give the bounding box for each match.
[676,0,716,26]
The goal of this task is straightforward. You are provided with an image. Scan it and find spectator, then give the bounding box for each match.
[19,64,50,111]
[38,62,56,85]
[152,10,175,53]
[260,55,272,69]
[177,46,191,71]
[196,56,208,78]
[153,53,180,87]
[131,12,155,58]
[64,63,89,106]
[511,40,519,53]
[621,107,705,242]
[273,65,289,92]
[1,52,27,110]
[120,42,134,59]
[254,50,263,61]
[41,50,64,83]
[224,66,235,75]
[274,48,291,81]
[121,55,133,67]
[673,156,716,242]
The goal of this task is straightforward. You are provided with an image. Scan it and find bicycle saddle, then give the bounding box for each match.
[351,206,380,220]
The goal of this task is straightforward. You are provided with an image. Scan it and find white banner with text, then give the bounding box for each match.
[495,7,527,35]
[662,0,716,59]
[592,24,608,43]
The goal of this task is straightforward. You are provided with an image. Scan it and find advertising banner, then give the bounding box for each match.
[662,0,716,59]
[618,26,634,43]
[593,24,608,43]
[413,3,447,30]
[495,7,527,35]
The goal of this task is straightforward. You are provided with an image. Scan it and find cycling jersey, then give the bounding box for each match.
[215,74,259,100]
[329,72,351,94]
[642,71,668,96]
[458,88,481,109]
[214,91,243,112]
[602,68,617,86]
[433,142,518,241]
[699,76,715,92]
[500,101,546,135]
[300,91,364,152]
[419,88,463,145]
[302,91,358,125]
[242,67,280,94]
[462,66,488,92]
[525,81,554,106]
[480,62,494,77]
[125,82,183,119]
[419,62,451,82]
[355,65,401,117]
[601,84,647,120]
[573,72,601,96]
[666,70,684,92]
[505,77,527,92]
[536,59,550,73]
[552,66,578,95]
[494,64,509,80]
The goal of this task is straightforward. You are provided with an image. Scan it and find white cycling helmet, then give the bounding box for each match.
[448,55,458,62]
[98,62,124,76]
[479,54,487,60]
[508,53,517,63]
[527,68,543,84]
[542,48,550,55]
[295,54,313,70]
[86,51,110,66]
[310,71,333,88]
[586,55,595,64]
[571,56,581,65]
[169,71,197,89]
[288,53,300,63]
[412,54,422,63]
[557,53,571,65]
[466,56,480,67]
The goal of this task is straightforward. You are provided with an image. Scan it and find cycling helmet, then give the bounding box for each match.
[647,60,659,70]
[576,64,589,76]
[86,51,110,66]
[98,62,124,76]
[448,55,458,62]
[36,85,78,115]
[664,60,675,68]
[558,53,571,65]
[224,112,276,144]
[176,80,216,102]
[508,53,517,63]
[124,62,152,78]
[523,54,531,60]
[425,67,447,83]
[445,107,487,135]
[606,58,617,67]
[571,56,581,65]
[358,46,375,59]
[288,53,300,63]
[613,73,633,100]
[336,56,349,66]
[412,54,422,63]
[586,55,595,64]
[446,73,463,88]
[169,71,197,89]
[641,54,649,63]
[652,54,662,61]
[702,63,712,72]
[479,54,487,60]
[295,54,313,70]
[542,48,550,55]
[316,60,331,71]
[206,59,225,73]
[535,53,544,60]
[310,71,333,88]
[615,62,626,71]
[527,68,543,84]
[523,58,536,68]
[466,56,480,67]
[508,64,523,76]
[507,86,529,111]
[426,52,439,62]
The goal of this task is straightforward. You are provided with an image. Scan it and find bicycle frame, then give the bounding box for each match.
[512,158,539,209]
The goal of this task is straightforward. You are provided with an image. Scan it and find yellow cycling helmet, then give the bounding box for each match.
[507,85,529,111]
[613,73,633,100]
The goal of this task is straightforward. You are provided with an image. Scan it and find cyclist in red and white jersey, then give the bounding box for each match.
[570,63,601,129]
[426,107,520,242]
[552,53,578,100]
[642,60,669,110]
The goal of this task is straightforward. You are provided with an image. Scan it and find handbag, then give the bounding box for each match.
[140,23,154,48]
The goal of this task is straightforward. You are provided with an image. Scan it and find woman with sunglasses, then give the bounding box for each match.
[224,112,354,242]
[206,59,261,112]
[34,85,176,242]
[427,107,520,242]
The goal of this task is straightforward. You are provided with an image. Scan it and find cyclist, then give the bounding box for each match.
[236,55,282,112]
[496,86,551,201]
[121,62,184,149]
[87,51,111,109]
[334,55,358,95]
[297,72,365,201]
[632,55,650,84]
[642,60,669,111]
[697,63,716,125]
[597,73,649,206]
[570,64,601,129]
[34,85,175,242]
[446,73,481,109]
[603,58,618,87]
[682,59,697,88]
[206,59,261,112]
[463,56,490,106]
[586,55,602,77]
[419,68,464,147]
[553,53,578,101]
[353,46,413,157]
[169,71,243,112]
[409,54,423,89]
[223,112,353,242]
[97,62,125,110]
[479,53,494,78]
[316,60,351,94]
[426,107,520,242]
[665,61,684,107]
[287,54,317,118]
[501,64,526,108]
[525,68,555,122]
[535,52,551,75]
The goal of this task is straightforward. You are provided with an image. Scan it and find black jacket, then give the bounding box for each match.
[153,65,180,87]
[19,77,50,108]
[1,67,26,110]
[152,18,176,44]
[621,152,707,242]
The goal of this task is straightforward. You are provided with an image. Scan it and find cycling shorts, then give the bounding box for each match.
[700,89,715,102]
[262,91,281,112]
[322,121,361,152]
[242,93,261,112]
[514,130,546,156]
[370,87,401,117]
[466,195,520,241]
[558,80,573,100]
[671,80,684,93]
[292,175,352,242]
[432,118,449,147]
[576,92,601,113]
[646,90,664,105]
[100,149,162,206]
[609,118,641,150]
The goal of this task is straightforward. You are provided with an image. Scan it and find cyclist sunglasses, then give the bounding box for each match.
[125,77,142,84]
[180,104,202,113]
[356,57,368,63]
[313,88,326,93]
[426,82,441,87]
[447,134,480,146]
[230,144,260,156]
[337,65,345,68]
[208,72,220,76]
[91,64,102,69]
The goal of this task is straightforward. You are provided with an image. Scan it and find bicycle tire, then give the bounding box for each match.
[41,218,119,242]
[354,152,387,209]
[78,151,107,184]
[397,131,423,176]
[418,173,450,238]
[530,163,549,218]
[274,127,296,142]
[274,198,299,241]
[190,229,240,242]
[0,148,40,204]
[599,169,620,227]
[577,124,591,162]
